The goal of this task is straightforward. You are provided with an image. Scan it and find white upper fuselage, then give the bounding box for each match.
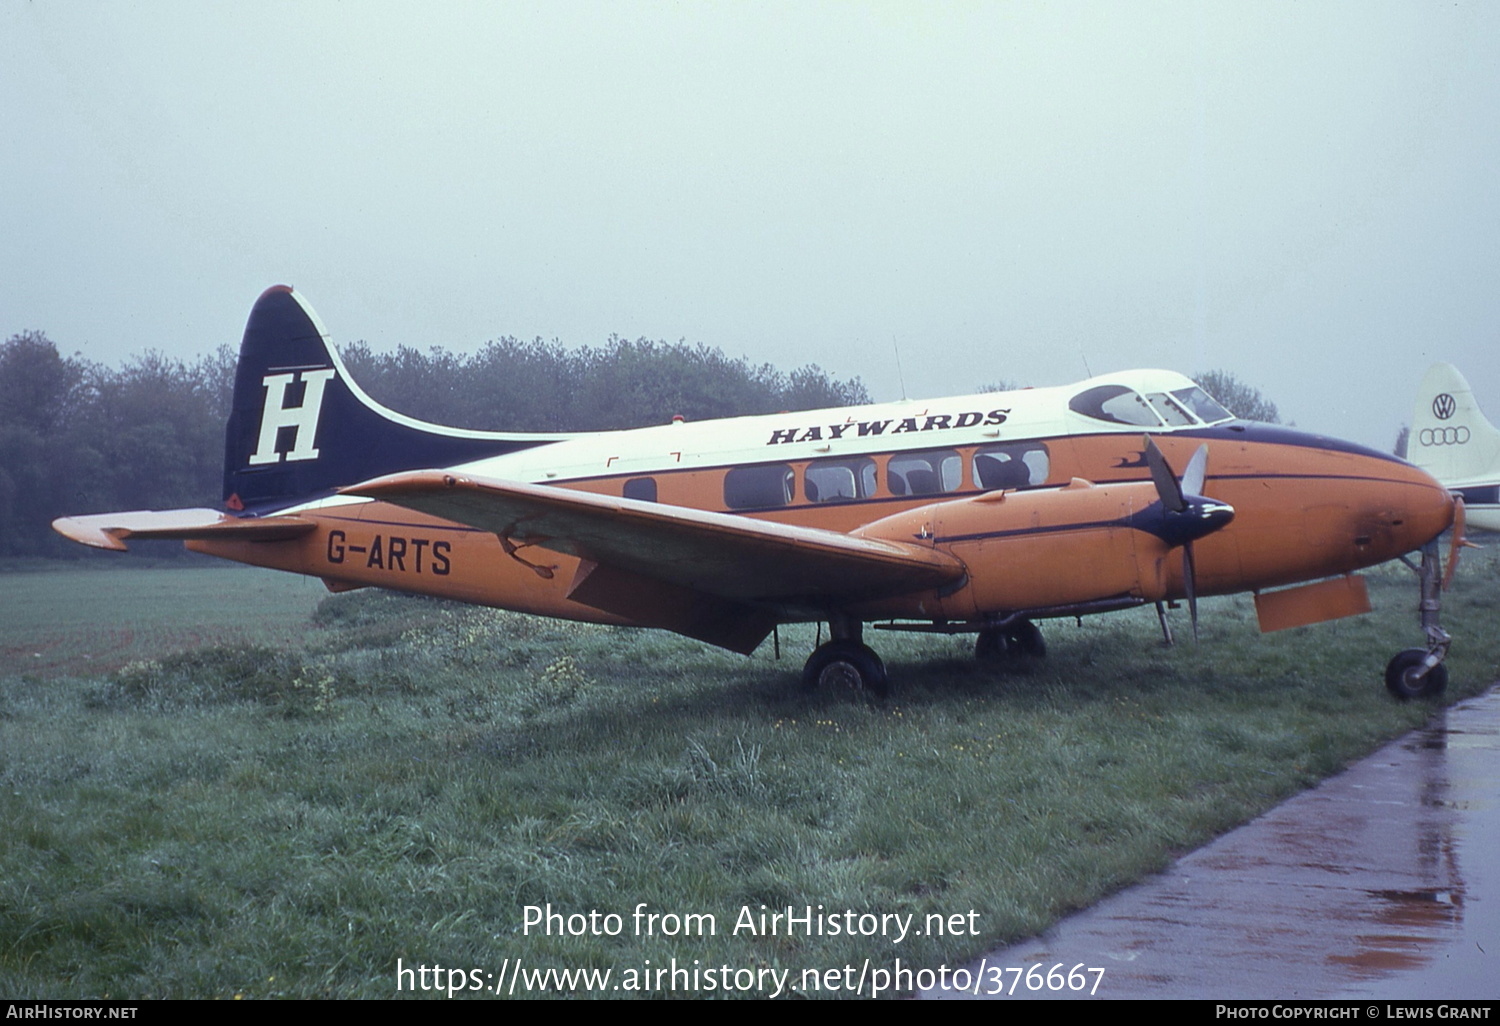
[284,368,1230,515]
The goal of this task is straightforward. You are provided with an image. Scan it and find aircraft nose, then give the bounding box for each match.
[1288,453,1455,575]
[1411,469,1457,541]
[1375,464,1455,558]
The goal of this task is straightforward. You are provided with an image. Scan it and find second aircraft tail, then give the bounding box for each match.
[1409,363,1500,491]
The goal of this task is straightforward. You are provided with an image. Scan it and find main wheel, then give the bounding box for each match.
[802,641,889,698]
[975,621,1047,663]
[1384,648,1448,701]
[1006,619,1047,658]
[975,629,1008,662]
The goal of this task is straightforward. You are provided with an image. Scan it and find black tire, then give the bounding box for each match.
[802,641,889,698]
[1006,619,1047,658]
[975,629,1009,662]
[1384,648,1448,701]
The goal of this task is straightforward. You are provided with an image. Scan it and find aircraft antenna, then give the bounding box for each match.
[892,336,908,400]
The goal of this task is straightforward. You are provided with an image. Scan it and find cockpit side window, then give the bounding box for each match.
[1068,385,1163,427]
[1146,392,1196,426]
[1171,387,1233,424]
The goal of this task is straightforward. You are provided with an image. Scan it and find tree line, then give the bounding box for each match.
[0,330,868,557]
[1,324,1290,560]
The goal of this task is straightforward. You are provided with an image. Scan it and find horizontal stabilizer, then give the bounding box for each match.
[51,509,316,552]
[345,471,966,609]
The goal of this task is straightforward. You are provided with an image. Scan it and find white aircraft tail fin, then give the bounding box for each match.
[1409,363,1500,487]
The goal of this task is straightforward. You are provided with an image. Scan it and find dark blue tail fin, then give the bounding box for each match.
[223,286,558,513]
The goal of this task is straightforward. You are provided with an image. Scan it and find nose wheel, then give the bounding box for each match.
[1385,648,1448,700]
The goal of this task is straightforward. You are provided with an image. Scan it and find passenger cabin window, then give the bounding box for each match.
[1172,387,1233,424]
[724,464,795,509]
[623,477,657,502]
[805,457,876,503]
[974,443,1049,490]
[888,450,961,497]
[1146,392,1195,426]
[1068,385,1162,427]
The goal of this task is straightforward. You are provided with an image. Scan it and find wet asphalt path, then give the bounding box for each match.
[923,686,1500,999]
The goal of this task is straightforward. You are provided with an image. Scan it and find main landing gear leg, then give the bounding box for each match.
[802,614,889,698]
[1386,540,1450,701]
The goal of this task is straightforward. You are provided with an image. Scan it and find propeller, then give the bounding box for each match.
[1143,436,1235,640]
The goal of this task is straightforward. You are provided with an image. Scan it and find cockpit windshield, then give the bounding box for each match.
[1146,392,1195,426]
[1069,382,1235,427]
[1170,387,1232,424]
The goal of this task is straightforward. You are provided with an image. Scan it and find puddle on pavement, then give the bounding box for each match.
[924,688,1500,999]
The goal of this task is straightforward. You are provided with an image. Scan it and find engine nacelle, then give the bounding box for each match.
[852,479,1183,620]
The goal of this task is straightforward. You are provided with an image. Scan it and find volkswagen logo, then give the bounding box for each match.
[1432,393,1457,420]
[1419,426,1470,446]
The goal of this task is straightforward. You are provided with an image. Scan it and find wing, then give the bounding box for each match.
[346,470,966,652]
[52,509,316,551]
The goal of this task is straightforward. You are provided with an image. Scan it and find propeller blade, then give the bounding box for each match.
[1143,436,1217,641]
[1184,542,1200,641]
[1444,496,1466,592]
[1143,436,1185,512]
[1180,444,1210,498]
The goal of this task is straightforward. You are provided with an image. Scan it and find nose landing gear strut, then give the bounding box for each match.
[1386,539,1450,700]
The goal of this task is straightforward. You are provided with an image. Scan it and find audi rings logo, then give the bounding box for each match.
[1419,426,1470,447]
[1432,393,1457,420]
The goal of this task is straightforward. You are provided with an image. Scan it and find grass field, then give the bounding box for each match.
[0,562,329,679]
[1,552,1496,998]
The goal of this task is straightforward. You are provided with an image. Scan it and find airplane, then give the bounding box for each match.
[53,286,1463,701]
[1409,362,1500,534]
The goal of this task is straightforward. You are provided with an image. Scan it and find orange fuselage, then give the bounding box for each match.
[190,424,1454,629]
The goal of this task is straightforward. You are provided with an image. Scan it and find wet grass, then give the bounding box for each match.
[0,563,327,678]
[1,549,1497,998]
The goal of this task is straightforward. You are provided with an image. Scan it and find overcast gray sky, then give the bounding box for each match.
[4,1,1497,448]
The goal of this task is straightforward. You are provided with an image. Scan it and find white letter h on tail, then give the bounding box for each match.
[248,368,337,465]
